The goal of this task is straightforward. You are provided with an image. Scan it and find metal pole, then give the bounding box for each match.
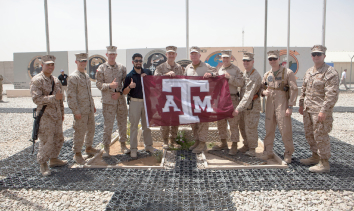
[109,0,112,46]
[186,0,189,59]
[44,0,50,55]
[84,0,89,72]
[262,0,268,112]
[287,0,290,69]
[350,55,354,88]
[322,0,326,46]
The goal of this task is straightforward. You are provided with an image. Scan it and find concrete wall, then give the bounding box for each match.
[0,61,14,84]
[13,51,68,89]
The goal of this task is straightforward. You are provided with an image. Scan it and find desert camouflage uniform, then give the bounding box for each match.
[261,66,298,156]
[96,62,128,145]
[184,61,217,143]
[217,64,244,142]
[299,63,339,159]
[67,70,95,153]
[0,74,3,101]
[30,72,64,164]
[236,68,262,149]
[155,62,184,140]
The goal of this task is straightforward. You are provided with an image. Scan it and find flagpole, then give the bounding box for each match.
[186,0,189,59]
[44,0,50,55]
[109,0,112,46]
[322,0,326,46]
[287,0,290,69]
[262,0,268,113]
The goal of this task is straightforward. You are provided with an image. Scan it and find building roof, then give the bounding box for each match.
[325,51,354,63]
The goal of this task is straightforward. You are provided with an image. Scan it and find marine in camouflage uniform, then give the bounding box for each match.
[154,46,184,149]
[299,45,339,173]
[232,53,262,157]
[0,74,3,102]
[184,46,217,154]
[96,46,129,157]
[212,50,244,155]
[30,55,67,176]
[260,50,298,163]
[67,53,99,165]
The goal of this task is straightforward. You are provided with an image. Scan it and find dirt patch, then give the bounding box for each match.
[118,156,160,166]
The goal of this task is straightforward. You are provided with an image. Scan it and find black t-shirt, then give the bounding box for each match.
[122,68,152,99]
[58,74,68,86]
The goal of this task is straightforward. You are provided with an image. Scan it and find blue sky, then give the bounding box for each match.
[1,0,353,61]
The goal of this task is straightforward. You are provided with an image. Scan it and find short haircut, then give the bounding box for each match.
[132,53,143,60]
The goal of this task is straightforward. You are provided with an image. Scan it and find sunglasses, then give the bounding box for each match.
[311,52,323,57]
[268,58,278,61]
[134,60,143,63]
[243,60,251,62]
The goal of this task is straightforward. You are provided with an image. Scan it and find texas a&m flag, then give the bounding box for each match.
[142,75,234,127]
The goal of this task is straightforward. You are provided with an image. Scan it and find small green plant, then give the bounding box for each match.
[207,142,216,149]
[173,131,195,150]
[152,150,163,163]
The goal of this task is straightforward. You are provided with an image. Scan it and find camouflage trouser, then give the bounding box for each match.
[72,112,95,153]
[37,116,64,164]
[161,126,179,140]
[217,96,240,142]
[102,102,128,146]
[239,109,260,149]
[303,110,332,159]
[191,122,209,143]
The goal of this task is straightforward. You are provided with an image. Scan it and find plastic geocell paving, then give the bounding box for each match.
[1,113,354,210]
[208,149,267,166]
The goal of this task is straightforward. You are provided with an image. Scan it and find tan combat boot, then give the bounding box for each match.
[211,139,228,151]
[131,149,137,158]
[145,145,157,153]
[229,142,238,155]
[284,153,292,164]
[102,145,110,157]
[120,142,131,154]
[169,138,180,149]
[40,162,51,176]
[260,153,274,160]
[73,152,85,165]
[163,139,169,149]
[49,158,68,167]
[300,152,320,165]
[245,148,256,157]
[192,142,207,154]
[85,146,100,156]
[309,159,330,173]
[189,139,200,151]
[239,145,249,153]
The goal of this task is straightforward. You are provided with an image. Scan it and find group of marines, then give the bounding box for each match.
[30,44,338,176]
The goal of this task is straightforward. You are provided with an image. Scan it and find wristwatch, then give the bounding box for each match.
[118,91,123,95]
[288,106,293,109]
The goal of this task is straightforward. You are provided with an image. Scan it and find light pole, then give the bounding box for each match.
[186,0,189,59]
[44,0,50,55]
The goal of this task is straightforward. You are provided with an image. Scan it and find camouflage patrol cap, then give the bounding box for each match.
[221,50,232,58]
[243,52,254,60]
[190,46,200,54]
[267,50,280,59]
[75,53,88,62]
[42,55,56,64]
[311,45,327,54]
[106,46,117,54]
[166,46,177,53]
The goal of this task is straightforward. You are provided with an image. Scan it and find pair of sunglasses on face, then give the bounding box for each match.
[311,52,323,57]
[134,60,143,63]
[268,58,278,61]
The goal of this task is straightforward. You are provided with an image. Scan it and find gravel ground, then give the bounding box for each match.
[1,90,354,210]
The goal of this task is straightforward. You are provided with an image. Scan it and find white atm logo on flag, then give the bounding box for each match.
[162,79,213,124]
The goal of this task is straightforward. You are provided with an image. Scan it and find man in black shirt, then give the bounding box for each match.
[58,69,68,101]
[122,53,156,158]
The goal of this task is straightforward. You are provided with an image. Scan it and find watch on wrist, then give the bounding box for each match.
[288,106,293,109]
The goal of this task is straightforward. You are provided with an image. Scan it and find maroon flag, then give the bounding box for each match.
[142,75,234,127]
